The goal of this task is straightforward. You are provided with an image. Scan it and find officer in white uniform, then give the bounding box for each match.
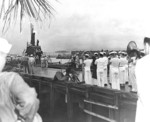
[119,52,128,85]
[109,51,120,90]
[103,52,108,86]
[128,50,138,92]
[83,54,92,85]
[135,37,150,122]
[95,52,105,87]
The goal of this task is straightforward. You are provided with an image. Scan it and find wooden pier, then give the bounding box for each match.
[21,73,137,122]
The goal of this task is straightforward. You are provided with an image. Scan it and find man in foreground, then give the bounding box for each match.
[0,37,41,122]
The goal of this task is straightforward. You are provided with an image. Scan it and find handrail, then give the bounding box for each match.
[84,99,118,110]
[84,109,116,122]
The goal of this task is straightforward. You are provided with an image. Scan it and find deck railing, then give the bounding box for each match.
[21,73,137,122]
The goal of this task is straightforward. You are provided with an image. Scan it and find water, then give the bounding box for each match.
[50,58,71,64]
[50,58,83,64]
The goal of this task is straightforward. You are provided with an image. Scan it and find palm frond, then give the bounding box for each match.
[0,0,54,33]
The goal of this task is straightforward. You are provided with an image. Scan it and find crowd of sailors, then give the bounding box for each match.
[6,49,144,92]
[72,50,144,92]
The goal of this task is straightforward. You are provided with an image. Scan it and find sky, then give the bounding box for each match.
[1,0,150,54]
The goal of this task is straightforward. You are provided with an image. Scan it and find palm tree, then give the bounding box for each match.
[0,0,53,32]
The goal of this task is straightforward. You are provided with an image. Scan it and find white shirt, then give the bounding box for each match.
[41,57,45,61]
[28,57,35,64]
[103,56,108,68]
[119,57,128,66]
[110,57,120,67]
[84,59,92,70]
[95,57,106,70]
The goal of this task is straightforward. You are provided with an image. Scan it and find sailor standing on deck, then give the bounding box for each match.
[103,52,108,86]
[28,54,35,74]
[109,51,120,90]
[119,52,128,85]
[44,55,48,68]
[128,49,139,92]
[91,53,98,85]
[75,53,80,68]
[95,52,105,87]
[22,53,30,74]
[135,37,150,122]
[41,55,45,68]
[83,54,92,85]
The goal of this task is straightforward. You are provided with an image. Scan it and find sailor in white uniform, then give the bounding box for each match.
[109,51,120,90]
[28,54,35,74]
[103,52,108,86]
[75,53,80,68]
[91,52,98,85]
[95,52,106,87]
[119,52,128,85]
[83,54,92,85]
[41,55,45,68]
[128,50,139,92]
[124,52,129,84]
[135,37,150,122]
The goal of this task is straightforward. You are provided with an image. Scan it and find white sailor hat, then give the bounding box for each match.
[99,52,104,55]
[0,37,12,54]
[85,54,89,57]
[94,52,98,55]
[109,51,117,55]
[120,51,126,54]
[118,51,122,54]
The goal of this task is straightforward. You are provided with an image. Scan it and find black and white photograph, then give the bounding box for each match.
[0,0,149,122]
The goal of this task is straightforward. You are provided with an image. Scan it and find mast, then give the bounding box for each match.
[30,23,35,46]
